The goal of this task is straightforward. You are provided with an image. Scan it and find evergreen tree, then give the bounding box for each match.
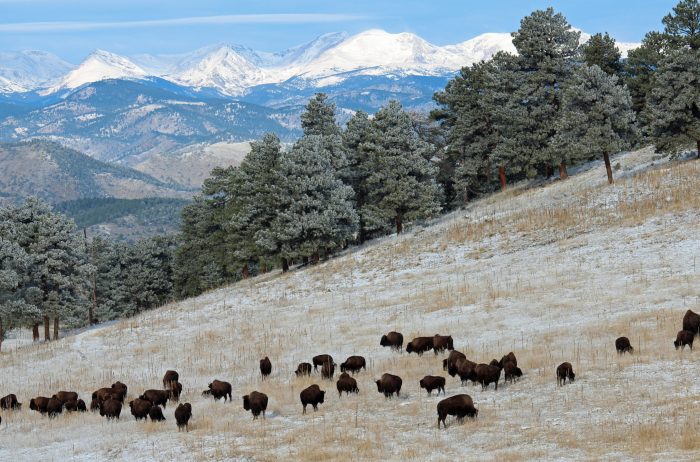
[646,49,700,158]
[301,93,341,137]
[582,33,623,77]
[121,236,176,315]
[662,0,700,50]
[361,101,442,235]
[624,32,669,116]
[555,65,637,184]
[343,111,373,240]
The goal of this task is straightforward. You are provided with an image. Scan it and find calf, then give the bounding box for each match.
[260,357,272,380]
[615,337,634,354]
[419,375,446,396]
[175,403,192,431]
[336,372,359,396]
[674,330,694,350]
[556,362,576,386]
[295,363,312,377]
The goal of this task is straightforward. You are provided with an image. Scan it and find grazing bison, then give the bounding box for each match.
[295,362,312,377]
[30,396,50,414]
[336,372,359,396]
[419,375,446,396]
[406,337,434,356]
[321,361,335,380]
[208,380,232,402]
[260,357,272,380]
[556,362,576,386]
[615,337,634,354]
[110,382,128,402]
[175,403,192,431]
[444,351,467,377]
[65,399,87,412]
[433,335,454,354]
[674,330,695,350]
[242,391,268,419]
[380,331,404,351]
[168,382,182,402]
[129,398,153,421]
[683,310,700,336]
[300,384,325,414]
[340,356,366,374]
[163,370,179,388]
[437,394,478,428]
[100,398,122,420]
[376,373,402,398]
[1,394,21,410]
[149,405,166,422]
[499,352,517,368]
[474,364,501,390]
[503,362,523,383]
[456,359,478,385]
[92,387,114,407]
[140,390,169,408]
[46,397,63,418]
[76,399,87,412]
[52,391,78,405]
[312,354,334,371]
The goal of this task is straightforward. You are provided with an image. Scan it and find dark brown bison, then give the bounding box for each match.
[110,381,128,402]
[29,396,50,414]
[208,380,232,402]
[474,364,501,390]
[163,370,179,388]
[336,372,359,396]
[556,362,575,386]
[1,394,21,410]
[444,350,467,376]
[437,394,478,428]
[168,381,182,402]
[674,330,694,350]
[503,362,523,383]
[615,337,634,354]
[312,354,334,371]
[456,359,478,385]
[300,384,325,414]
[140,390,169,408]
[149,405,166,422]
[433,335,454,354]
[376,373,402,398]
[175,403,192,431]
[90,398,100,411]
[46,397,63,418]
[683,310,700,336]
[419,375,446,396]
[295,362,312,377]
[52,391,78,405]
[100,398,122,420]
[499,352,517,368]
[406,337,434,356]
[340,356,366,374]
[64,399,87,412]
[242,391,268,419]
[321,361,335,380]
[380,331,404,351]
[260,357,272,380]
[129,398,153,421]
[92,387,113,407]
[489,359,500,368]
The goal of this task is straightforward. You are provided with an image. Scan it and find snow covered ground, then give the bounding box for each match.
[1,147,699,461]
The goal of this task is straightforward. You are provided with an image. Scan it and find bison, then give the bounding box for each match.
[140,390,169,409]
[52,391,78,405]
[312,354,334,371]
[419,375,446,396]
[110,381,128,402]
[503,362,523,383]
[380,331,403,351]
[295,362,312,377]
[168,381,182,402]
[208,380,232,402]
[444,350,467,377]
[300,384,325,414]
[499,352,517,368]
[456,359,478,385]
[175,403,192,431]
[556,362,576,386]
[149,405,166,422]
[489,359,501,368]
[340,356,366,374]
[242,391,268,419]
[1,394,21,410]
[260,357,272,380]
[129,398,153,421]
[433,335,454,355]
[406,337,433,356]
[163,370,179,388]
[682,309,700,336]
[437,394,478,428]
[336,372,359,396]
[46,397,63,418]
[64,399,87,412]
[474,364,501,390]
[321,361,335,380]
[375,373,402,398]
[29,396,50,414]
[615,337,634,354]
[100,398,122,420]
[674,330,694,351]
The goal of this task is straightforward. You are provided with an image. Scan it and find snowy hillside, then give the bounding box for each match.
[0,50,73,92]
[1,147,698,461]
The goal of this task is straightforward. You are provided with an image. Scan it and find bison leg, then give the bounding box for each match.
[302,404,307,414]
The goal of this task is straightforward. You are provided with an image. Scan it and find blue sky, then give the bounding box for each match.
[0,0,679,62]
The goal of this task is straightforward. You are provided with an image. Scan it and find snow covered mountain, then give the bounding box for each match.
[0,50,74,92]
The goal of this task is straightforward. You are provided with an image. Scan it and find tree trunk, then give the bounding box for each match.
[696,139,700,159]
[311,252,320,265]
[261,263,267,274]
[0,318,3,353]
[545,165,554,178]
[281,258,289,273]
[32,323,39,342]
[242,263,249,279]
[603,152,614,184]
[559,161,569,180]
[498,165,507,191]
[53,316,59,341]
[43,315,50,342]
[395,214,403,234]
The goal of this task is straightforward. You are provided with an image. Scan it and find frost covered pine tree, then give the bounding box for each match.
[555,65,637,184]
[360,100,442,235]
[300,93,350,178]
[342,110,373,241]
[581,32,623,77]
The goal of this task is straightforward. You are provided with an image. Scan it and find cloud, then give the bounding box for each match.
[0,14,366,33]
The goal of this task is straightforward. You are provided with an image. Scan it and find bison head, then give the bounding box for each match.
[375,380,383,392]
[406,343,414,353]
[242,395,251,411]
[29,399,36,411]
[569,371,575,382]
[674,340,681,350]
[318,391,325,404]
[380,335,388,346]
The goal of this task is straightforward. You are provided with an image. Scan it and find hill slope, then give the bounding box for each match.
[1,148,699,461]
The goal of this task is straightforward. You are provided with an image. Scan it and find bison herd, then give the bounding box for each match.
[1,310,698,431]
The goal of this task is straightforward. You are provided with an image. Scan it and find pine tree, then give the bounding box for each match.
[581,33,623,77]
[343,111,373,240]
[300,93,350,179]
[624,32,670,116]
[361,101,442,235]
[646,49,700,158]
[121,236,176,315]
[662,0,700,50]
[555,65,637,184]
